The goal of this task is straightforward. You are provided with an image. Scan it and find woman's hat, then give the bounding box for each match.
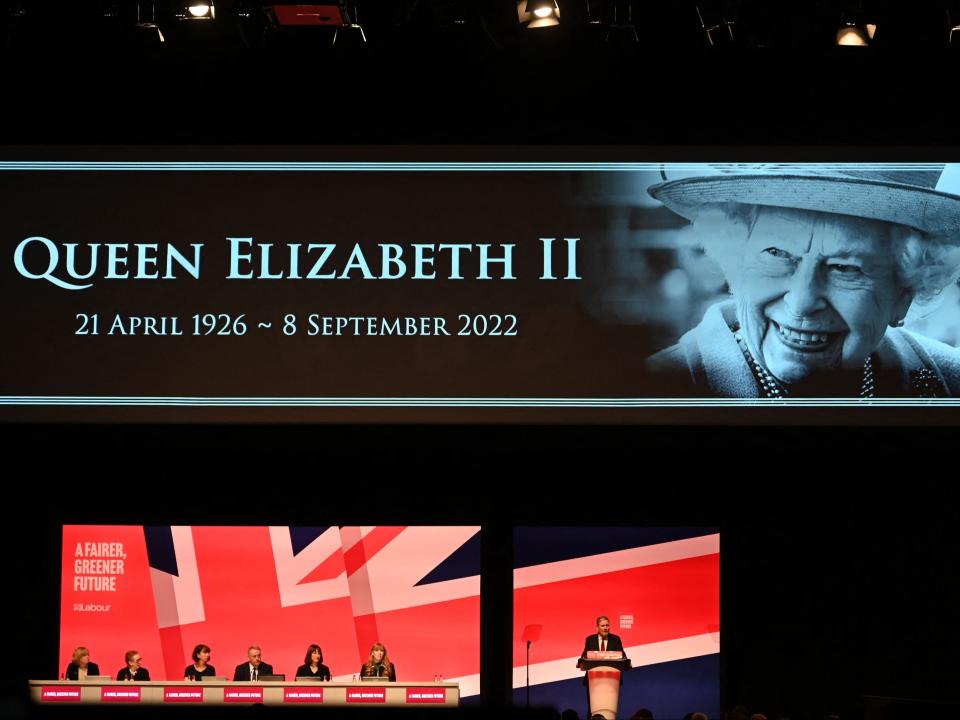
[648,165,960,236]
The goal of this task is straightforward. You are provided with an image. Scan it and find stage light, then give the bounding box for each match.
[517,0,559,29]
[835,5,872,47]
[177,1,215,21]
[527,0,557,15]
[836,25,869,45]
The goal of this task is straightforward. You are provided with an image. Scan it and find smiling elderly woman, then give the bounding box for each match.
[645,167,960,397]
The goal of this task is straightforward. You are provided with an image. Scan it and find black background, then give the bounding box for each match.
[5,7,960,720]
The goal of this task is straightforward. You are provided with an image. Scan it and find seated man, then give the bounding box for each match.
[233,646,274,681]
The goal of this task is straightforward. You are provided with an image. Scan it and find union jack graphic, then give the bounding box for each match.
[512,527,719,717]
[60,525,480,695]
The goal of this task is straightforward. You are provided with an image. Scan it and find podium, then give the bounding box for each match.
[577,654,631,720]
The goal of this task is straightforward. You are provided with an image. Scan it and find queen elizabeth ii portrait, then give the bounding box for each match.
[644,165,960,398]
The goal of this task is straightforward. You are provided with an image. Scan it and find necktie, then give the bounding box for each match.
[601,639,606,652]
[252,667,257,681]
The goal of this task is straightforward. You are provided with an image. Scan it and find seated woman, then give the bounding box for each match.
[646,165,960,397]
[295,644,331,681]
[184,644,215,681]
[359,642,396,681]
[64,646,99,680]
[116,650,150,681]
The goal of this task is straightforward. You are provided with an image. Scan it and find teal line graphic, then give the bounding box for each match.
[0,397,954,407]
[0,162,950,172]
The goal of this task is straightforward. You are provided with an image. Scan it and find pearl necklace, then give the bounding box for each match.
[734,333,875,398]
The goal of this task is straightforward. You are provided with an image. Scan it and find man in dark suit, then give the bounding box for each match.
[581,615,626,658]
[233,646,274,681]
[580,615,628,716]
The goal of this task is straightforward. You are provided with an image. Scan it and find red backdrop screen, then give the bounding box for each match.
[60,525,480,695]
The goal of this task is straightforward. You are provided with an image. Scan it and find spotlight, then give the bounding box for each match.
[177,2,215,20]
[517,0,559,29]
[835,5,873,47]
[836,25,868,45]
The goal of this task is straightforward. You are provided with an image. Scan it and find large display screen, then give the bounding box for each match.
[513,527,720,718]
[60,525,480,695]
[5,154,960,419]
